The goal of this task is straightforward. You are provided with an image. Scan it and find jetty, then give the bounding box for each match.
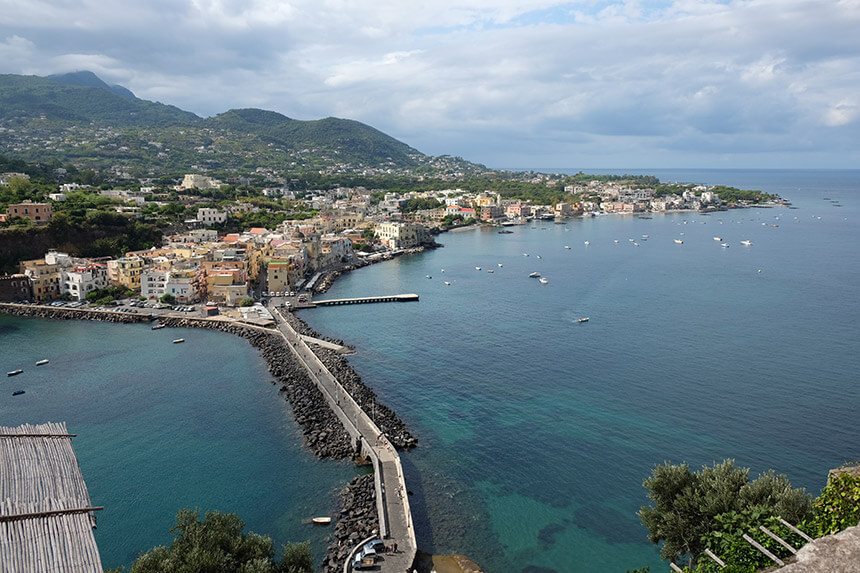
[0,422,103,572]
[271,307,416,572]
[313,293,419,306]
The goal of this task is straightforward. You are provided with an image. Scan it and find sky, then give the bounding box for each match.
[1,0,859,169]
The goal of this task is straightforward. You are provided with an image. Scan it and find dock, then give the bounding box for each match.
[271,308,416,572]
[313,293,419,306]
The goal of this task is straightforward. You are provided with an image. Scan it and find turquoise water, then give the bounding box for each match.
[297,169,860,572]
[3,169,858,572]
[0,318,360,569]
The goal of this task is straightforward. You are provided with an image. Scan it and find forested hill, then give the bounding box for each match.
[0,72,459,174]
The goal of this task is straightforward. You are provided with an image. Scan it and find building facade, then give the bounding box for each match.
[6,201,53,225]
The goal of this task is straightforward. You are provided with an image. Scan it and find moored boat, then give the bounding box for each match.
[539,277,549,284]
[36,359,49,365]
[152,324,166,330]
[7,369,23,376]
[12,390,25,396]
[487,269,494,273]
[674,239,684,244]
[173,339,185,344]
[740,240,753,246]
[578,317,589,323]
[312,516,331,525]
[529,272,540,278]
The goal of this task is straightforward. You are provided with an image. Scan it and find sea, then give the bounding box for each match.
[2,168,859,572]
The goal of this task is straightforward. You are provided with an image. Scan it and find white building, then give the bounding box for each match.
[376,222,426,249]
[181,174,221,190]
[62,264,109,301]
[197,208,227,224]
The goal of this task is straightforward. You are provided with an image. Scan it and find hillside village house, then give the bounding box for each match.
[180,174,221,190]
[376,221,427,249]
[20,259,60,301]
[107,257,145,290]
[0,274,34,302]
[6,200,53,225]
[197,208,227,224]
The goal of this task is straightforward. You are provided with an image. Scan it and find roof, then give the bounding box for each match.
[0,422,103,571]
[248,227,267,235]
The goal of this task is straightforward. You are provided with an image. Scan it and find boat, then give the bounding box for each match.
[498,263,503,267]
[12,390,25,396]
[7,369,23,377]
[172,339,185,344]
[642,235,649,239]
[36,359,49,366]
[426,275,432,279]
[674,239,684,244]
[614,240,619,244]
[487,270,494,273]
[539,277,549,284]
[536,255,542,259]
[312,516,331,525]
[578,317,589,323]
[583,241,590,246]
[152,323,166,330]
[564,245,571,249]
[740,240,753,246]
[441,268,444,273]
[529,272,541,278]
[475,266,481,271]
[497,230,514,234]
[444,281,451,285]
[713,237,722,241]
[634,242,640,246]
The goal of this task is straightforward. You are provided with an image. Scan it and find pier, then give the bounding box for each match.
[271,308,416,572]
[313,293,419,306]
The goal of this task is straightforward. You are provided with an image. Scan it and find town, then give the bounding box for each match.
[1,168,775,307]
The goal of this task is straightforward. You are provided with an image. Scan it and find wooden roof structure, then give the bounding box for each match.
[0,422,103,572]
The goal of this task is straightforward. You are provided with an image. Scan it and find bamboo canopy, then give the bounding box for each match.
[0,422,103,572]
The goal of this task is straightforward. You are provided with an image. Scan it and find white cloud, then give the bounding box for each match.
[0,0,858,167]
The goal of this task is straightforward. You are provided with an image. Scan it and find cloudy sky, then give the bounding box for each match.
[1,0,858,168]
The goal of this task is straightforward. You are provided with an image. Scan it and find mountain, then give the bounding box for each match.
[0,71,456,173]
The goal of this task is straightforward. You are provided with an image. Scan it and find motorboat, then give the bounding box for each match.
[444,281,451,285]
[539,277,549,284]
[583,241,590,246]
[152,323,166,330]
[529,272,540,278]
[12,390,25,396]
[475,266,481,271]
[36,359,49,366]
[578,317,589,323]
[172,339,185,344]
[714,237,722,241]
[740,240,753,246]
[426,275,432,279]
[674,239,684,244]
[7,369,23,376]
[565,245,571,249]
[498,263,503,267]
[487,270,494,273]
[312,517,331,525]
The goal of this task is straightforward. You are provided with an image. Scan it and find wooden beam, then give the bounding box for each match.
[0,434,76,438]
[743,533,784,566]
[760,525,798,554]
[704,548,726,567]
[669,563,683,572]
[779,518,814,542]
[0,506,104,522]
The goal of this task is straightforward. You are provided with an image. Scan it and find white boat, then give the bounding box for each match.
[642,235,649,239]
[7,369,23,377]
[475,266,481,271]
[152,324,166,330]
[740,240,753,246]
[529,272,541,278]
[441,268,444,273]
[444,281,451,285]
[536,255,542,259]
[721,243,730,248]
[583,241,590,246]
[564,245,571,249]
[426,275,432,279]
[674,239,684,244]
[713,237,722,241]
[578,317,589,323]
[634,242,640,246]
[36,359,49,366]
[312,516,331,525]
[614,240,619,244]
[498,263,503,267]
[172,339,185,344]
[539,277,549,284]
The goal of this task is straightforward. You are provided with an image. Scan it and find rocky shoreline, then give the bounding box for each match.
[1,303,414,570]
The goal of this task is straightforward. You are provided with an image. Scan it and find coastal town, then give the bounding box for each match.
[0,170,767,306]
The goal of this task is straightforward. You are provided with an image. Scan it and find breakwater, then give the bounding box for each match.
[1,303,417,571]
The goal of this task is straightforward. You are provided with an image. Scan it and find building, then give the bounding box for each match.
[180,174,221,190]
[107,257,145,290]
[62,263,109,301]
[0,274,33,302]
[376,221,427,249]
[20,259,61,301]
[479,205,505,222]
[266,260,293,293]
[197,208,227,225]
[6,201,53,225]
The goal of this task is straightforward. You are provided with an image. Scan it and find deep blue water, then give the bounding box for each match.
[2,169,858,572]
[0,319,359,569]
[297,169,860,572]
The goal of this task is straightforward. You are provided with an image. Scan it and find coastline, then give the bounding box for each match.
[0,303,415,571]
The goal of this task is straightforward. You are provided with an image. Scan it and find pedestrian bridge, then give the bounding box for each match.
[313,294,419,306]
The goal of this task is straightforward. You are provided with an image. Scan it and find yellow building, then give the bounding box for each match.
[107,257,145,290]
[20,259,60,301]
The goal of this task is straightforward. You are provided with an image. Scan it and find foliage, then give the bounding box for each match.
[806,472,860,537]
[160,293,177,304]
[238,297,255,307]
[128,509,313,573]
[85,286,129,302]
[639,459,812,566]
[708,186,777,204]
[698,509,803,573]
[401,197,442,212]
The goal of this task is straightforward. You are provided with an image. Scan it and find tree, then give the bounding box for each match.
[279,541,313,573]
[239,297,255,307]
[160,293,176,304]
[639,459,812,567]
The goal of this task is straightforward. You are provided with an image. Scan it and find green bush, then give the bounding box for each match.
[806,472,860,537]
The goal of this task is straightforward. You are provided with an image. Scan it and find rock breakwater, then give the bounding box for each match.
[321,473,379,573]
[0,303,151,324]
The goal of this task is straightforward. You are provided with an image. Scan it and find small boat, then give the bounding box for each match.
[578,317,589,323]
[564,245,571,249]
[487,270,494,273]
[740,240,753,246]
[426,275,432,279]
[172,339,185,344]
[674,239,684,244]
[583,241,590,246]
[36,359,49,366]
[523,253,529,257]
[642,235,649,239]
[634,242,640,246]
[539,277,549,284]
[441,268,445,273]
[713,237,722,241]
[529,272,541,278]
[475,266,481,271]
[152,324,166,330]
[614,240,619,244]
[7,369,23,377]
[498,263,503,267]
[536,255,542,259]
[312,516,331,525]
[497,230,513,234]
[444,281,451,285]
[721,243,729,248]
[12,390,25,396]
